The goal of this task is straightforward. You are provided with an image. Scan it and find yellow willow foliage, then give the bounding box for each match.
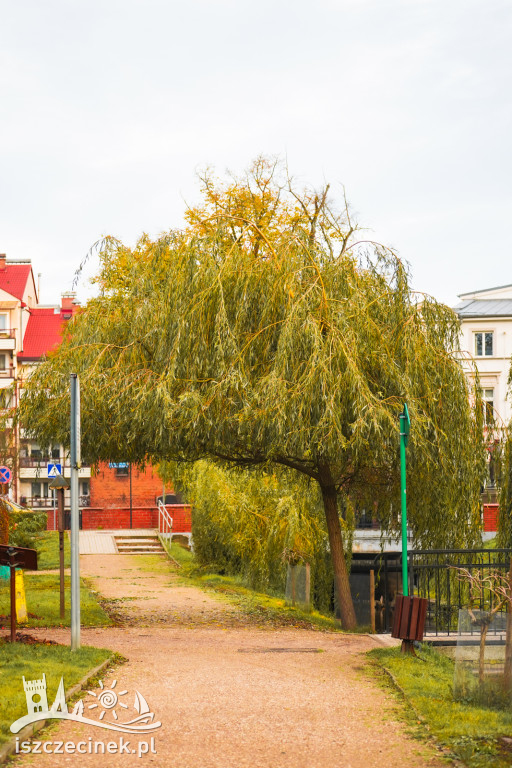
[172,460,339,609]
[13,158,487,623]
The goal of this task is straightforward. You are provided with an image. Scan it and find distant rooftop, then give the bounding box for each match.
[458,283,512,299]
[18,294,79,361]
[0,255,33,302]
[455,299,512,318]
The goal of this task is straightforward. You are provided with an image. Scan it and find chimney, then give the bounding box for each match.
[0,254,6,271]
[61,292,77,314]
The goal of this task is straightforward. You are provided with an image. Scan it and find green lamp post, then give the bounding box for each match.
[400,403,410,596]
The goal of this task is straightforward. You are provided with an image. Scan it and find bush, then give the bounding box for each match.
[174,460,344,613]
[8,510,47,548]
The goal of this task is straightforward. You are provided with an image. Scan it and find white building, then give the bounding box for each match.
[455,283,512,430]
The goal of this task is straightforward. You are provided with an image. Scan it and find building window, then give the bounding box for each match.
[31,482,41,498]
[0,354,6,371]
[475,331,494,357]
[482,388,494,425]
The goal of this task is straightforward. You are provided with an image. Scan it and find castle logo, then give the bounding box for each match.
[11,674,162,735]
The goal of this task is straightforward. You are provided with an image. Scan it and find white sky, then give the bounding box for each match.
[1,0,511,308]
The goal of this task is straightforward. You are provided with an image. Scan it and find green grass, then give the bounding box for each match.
[370,644,512,767]
[0,642,113,746]
[0,573,112,628]
[159,539,343,631]
[33,531,71,571]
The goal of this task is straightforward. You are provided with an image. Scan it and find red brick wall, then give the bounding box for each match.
[46,504,192,532]
[90,462,167,508]
[483,504,499,533]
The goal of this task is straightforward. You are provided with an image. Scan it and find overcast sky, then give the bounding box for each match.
[1,0,510,307]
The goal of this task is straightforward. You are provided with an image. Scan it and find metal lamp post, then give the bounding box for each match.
[399,403,410,596]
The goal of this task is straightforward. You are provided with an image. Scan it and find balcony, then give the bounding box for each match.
[0,367,15,379]
[20,495,91,509]
[0,330,16,351]
[19,456,60,468]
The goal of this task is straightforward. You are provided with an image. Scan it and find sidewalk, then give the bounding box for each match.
[11,553,443,768]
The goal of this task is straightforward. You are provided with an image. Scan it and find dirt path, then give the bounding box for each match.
[11,553,444,768]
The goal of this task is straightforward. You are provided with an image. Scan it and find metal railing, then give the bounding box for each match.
[0,329,15,339]
[20,495,90,509]
[354,548,512,636]
[19,457,90,468]
[0,368,15,378]
[20,457,61,468]
[158,499,173,540]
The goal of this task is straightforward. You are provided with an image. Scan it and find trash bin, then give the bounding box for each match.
[391,594,428,652]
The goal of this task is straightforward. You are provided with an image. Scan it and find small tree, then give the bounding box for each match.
[453,566,512,687]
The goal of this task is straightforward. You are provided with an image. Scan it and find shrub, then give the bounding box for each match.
[8,511,47,548]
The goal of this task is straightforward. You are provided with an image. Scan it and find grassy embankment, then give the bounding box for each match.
[0,531,110,628]
[160,538,344,631]
[0,531,115,748]
[0,642,114,747]
[370,644,512,768]
[33,529,71,570]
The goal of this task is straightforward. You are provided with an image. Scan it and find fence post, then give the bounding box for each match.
[505,557,512,691]
[370,569,375,633]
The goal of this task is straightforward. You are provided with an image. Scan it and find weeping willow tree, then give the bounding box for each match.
[498,423,512,547]
[15,157,486,629]
[171,460,337,609]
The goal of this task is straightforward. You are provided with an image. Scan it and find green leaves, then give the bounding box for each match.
[16,159,486,549]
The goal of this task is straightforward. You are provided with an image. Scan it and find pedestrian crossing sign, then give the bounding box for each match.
[47,463,62,478]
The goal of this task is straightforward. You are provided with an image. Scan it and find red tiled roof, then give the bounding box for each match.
[0,264,32,301]
[18,308,68,361]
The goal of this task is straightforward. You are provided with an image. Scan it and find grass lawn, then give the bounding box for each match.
[159,539,344,632]
[0,641,113,746]
[33,531,71,571]
[0,573,112,628]
[370,644,512,768]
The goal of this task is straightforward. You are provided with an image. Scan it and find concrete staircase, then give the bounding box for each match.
[114,531,164,555]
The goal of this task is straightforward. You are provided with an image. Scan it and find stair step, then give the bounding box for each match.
[112,531,164,555]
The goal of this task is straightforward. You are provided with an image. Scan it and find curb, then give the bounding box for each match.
[157,533,182,568]
[0,655,114,764]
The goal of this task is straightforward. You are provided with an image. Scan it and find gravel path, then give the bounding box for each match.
[11,553,444,768]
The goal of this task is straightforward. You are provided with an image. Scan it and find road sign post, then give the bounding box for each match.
[50,473,69,620]
[70,374,81,650]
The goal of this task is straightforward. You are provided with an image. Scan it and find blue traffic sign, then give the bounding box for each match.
[108,462,129,469]
[47,463,62,478]
[0,466,11,484]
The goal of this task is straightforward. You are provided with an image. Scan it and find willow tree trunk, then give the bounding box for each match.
[321,482,357,630]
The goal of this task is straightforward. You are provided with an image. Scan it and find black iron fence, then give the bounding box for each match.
[351,548,512,636]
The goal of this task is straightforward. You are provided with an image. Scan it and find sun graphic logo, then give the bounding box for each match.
[86,680,128,721]
[10,673,162,735]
